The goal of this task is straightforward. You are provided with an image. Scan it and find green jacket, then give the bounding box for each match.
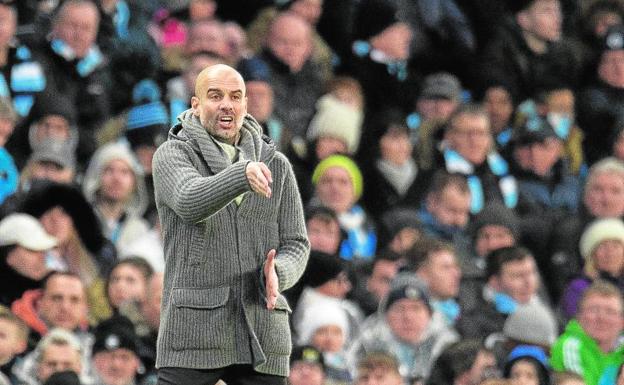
[152,111,310,376]
[550,320,624,385]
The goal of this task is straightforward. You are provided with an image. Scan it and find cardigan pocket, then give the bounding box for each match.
[170,286,231,351]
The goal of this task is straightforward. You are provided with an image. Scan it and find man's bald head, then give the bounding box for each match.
[267,12,312,72]
[194,64,246,100]
[191,64,248,144]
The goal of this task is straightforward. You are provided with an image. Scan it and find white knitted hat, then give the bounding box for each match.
[296,301,349,346]
[579,218,624,259]
[306,94,363,154]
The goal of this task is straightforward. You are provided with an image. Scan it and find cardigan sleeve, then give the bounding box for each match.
[152,140,252,223]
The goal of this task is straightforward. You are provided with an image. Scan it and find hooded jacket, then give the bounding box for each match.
[152,110,309,376]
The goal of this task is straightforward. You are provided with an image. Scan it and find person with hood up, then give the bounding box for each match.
[82,142,150,254]
[152,64,309,384]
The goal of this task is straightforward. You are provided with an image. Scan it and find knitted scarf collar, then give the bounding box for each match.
[50,38,103,77]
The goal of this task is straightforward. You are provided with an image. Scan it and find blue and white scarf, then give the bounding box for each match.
[0,45,46,117]
[50,39,104,77]
[444,148,518,213]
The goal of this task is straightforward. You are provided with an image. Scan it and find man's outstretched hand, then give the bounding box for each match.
[246,162,272,198]
[264,249,278,310]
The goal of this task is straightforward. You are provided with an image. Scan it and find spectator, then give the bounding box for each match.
[353,351,403,385]
[0,2,46,121]
[236,57,286,150]
[0,98,17,149]
[480,0,578,102]
[502,300,559,352]
[457,246,555,341]
[551,281,624,385]
[438,104,517,214]
[311,155,376,260]
[427,340,498,385]
[416,172,471,254]
[362,109,432,221]
[340,0,416,123]
[411,73,464,171]
[376,207,423,255]
[503,345,551,385]
[257,11,324,140]
[577,24,624,164]
[305,205,343,255]
[550,157,624,300]
[481,82,516,150]
[0,213,56,307]
[350,249,404,316]
[184,19,231,64]
[288,345,326,385]
[461,203,521,313]
[412,239,463,326]
[13,328,84,385]
[0,309,29,384]
[246,0,334,82]
[82,142,150,253]
[91,316,142,385]
[32,0,112,165]
[347,274,458,382]
[297,301,352,383]
[561,218,624,320]
[11,272,90,352]
[105,257,153,314]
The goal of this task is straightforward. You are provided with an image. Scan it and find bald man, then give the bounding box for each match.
[152,64,310,385]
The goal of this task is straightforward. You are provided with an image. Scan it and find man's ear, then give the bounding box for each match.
[488,275,500,291]
[516,11,529,30]
[190,96,200,115]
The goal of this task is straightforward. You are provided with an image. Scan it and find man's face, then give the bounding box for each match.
[0,319,26,364]
[445,113,492,165]
[40,206,75,245]
[93,349,140,385]
[367,259,401,302]
[38,275,88,330]
[484,87,513,134]
[418,250,461,299]
[315,136,348,161]
[475,225,515,258]
[379,127,412,166]
[312,324,344,353]
[584,171,624,217]
[6,246,48,280]
[53,3,99,58]
[528,138,563,177]
[107,264,148,309]
[491,257,538,304]
[37,343,82,382]
[35,115,71,143]
[599,50,624,88]
[289,361,325,385]
[186,21,229,59]
[307,217,342,255]
[0,5,16,50]
[427,185,471,229]
[245,81,273,122]
[578,293,624,349]
[518,0,562,42]
[191,66,247,145]
[386,298,431,344]
[315,166,356,214]
[100,159,136,203]
[267,14,312,73]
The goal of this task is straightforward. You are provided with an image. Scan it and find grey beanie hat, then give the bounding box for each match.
[503,301,558,347]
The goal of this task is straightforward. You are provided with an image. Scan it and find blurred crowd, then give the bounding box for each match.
[2,0,624,384]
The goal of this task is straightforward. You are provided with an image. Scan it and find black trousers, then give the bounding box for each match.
[156,365,287,385]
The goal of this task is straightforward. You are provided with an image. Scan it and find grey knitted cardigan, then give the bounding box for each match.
[152,110,310,376]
